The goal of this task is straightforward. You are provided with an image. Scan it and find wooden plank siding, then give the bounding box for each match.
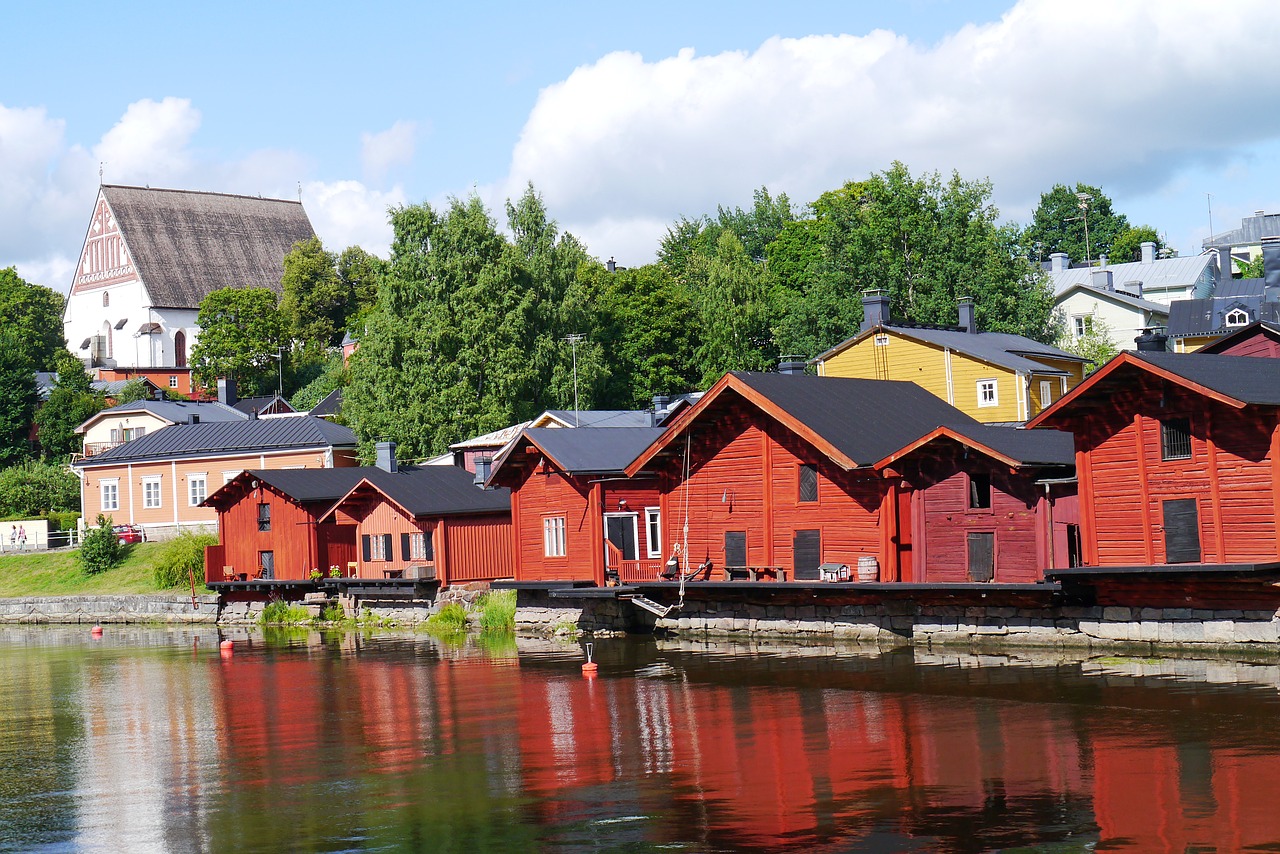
[209,482,355,582]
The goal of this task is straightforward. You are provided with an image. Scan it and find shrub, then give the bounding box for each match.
[46,510,80,531]
[260,600,312,625]
[79,514,125,575]
[153,530,218,588]
[320,603,346,622]
[0,460,80,516]
[425,602,468,635]
[477,589,516,633]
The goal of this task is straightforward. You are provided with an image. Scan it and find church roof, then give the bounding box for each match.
[101,185,315,309]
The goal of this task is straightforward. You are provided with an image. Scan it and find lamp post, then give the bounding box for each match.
[1076,192,1093,265]
[268,347,284,397]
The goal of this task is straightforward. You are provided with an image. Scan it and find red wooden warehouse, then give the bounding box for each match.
[488,427,667,585]
[321,454,513,585]
[1200,320,1280,358]
[625,372,1077,583]
[1028,351,1280,566]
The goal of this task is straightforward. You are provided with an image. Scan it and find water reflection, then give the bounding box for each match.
[3,628,1280,851]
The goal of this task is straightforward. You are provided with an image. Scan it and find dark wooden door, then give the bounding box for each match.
[724,531,746,569]
[258,550,275,580]
[896,488,914,581]
[606,515,637,561]
[793,530,821,581]
[967,532,994,582]
[1163,498,1201,563]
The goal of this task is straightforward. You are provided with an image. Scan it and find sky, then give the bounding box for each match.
[4,0,1280,293]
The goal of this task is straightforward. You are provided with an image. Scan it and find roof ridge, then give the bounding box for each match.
[102,184,303,206]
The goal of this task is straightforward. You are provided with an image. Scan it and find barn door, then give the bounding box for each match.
[895,488,914,581]
[967,532,995,582]
[1162,499,1201,563]
[793,530,821,581]
[605,515,638,561]
[724,531,746,570]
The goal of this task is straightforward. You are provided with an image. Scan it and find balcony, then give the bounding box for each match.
[83,441,123,456]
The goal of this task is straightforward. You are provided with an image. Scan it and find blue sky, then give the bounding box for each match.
[3,0,1279,290]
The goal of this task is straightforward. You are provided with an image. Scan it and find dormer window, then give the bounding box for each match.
[1225,308,1249,327]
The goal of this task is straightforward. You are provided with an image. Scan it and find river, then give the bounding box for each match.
[3,626,1280,852]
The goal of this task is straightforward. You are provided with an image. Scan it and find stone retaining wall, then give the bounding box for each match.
[0,594,220,624]
[516,592,1280,651]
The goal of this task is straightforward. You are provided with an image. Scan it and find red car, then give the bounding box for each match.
[112,524,144,544]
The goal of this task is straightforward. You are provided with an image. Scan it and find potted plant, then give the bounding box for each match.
[309,568,323,581]
[329,565,342,578]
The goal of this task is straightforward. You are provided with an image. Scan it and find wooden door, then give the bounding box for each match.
[793,530,821,581]
[896,488,914,581]
[258,550,275,580]
[319,524,356,572]
[1162,499,1201,563]
[605,515,638,561]
[724,531,746,570]
[967,532,994,582]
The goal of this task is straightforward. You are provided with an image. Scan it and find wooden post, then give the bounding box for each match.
[761,427,775,567]
[509,485,523,579]
[1204,407,1226,563]
[589,482,605,586]
[1133,413,1155,564]
[1077,443,1098,566]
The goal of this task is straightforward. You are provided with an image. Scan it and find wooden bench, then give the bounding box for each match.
[723,566,788,582]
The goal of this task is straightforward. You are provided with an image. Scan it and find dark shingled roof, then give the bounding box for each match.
[102,185,315,309]
[353,466,511,517]
[309,388,343,418]
[506,427,668,476]
[1129,351,1280,405]
[729,372,982,466]
[949,424,1076,467]
[205,466,371,509]
[75,416,356,466]
[1167,286,1280,337]
[232,394,295,415]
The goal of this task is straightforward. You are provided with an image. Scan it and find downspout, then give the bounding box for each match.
[943,348,954,405]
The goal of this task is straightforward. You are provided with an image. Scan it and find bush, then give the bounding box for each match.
[260,600,312,625]
[79,514,125,575]
[477,590,515,633]
[425,602,468,635]
[153,530,218,589]
[0,460,79,517]
[45,510,80,531]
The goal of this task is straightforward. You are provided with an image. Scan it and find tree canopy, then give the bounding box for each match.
[189,287,286,396]
[1022,183,1130,266]
[35,351,105,459]
[0,267,65,371]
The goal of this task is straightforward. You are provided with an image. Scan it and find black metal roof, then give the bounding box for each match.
[309,388,343,418]
[1166,284,1280,337]
[815,325,1086,374]
[1132,351,1280,405]
[516,426,668,475]
[232,394,295,415]
[241,467,371,503]
[950,423,1076,467]
[356,465,510,517]
[75,416,357,466]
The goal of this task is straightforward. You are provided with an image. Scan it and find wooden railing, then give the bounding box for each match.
[83,441,123,456]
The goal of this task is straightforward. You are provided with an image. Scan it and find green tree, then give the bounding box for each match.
[1056,315,1120,374]
[189,287,286,396]
[79,513,125,574]
[1022,183,1130,266]
[0,329,35,465]
[35,352,105,459]
[687,231,778,385]
[280,237,345,348]
[1240,253,1266,279]
[289,351,347,412]
[114,378,151,404]
[0,459,80,516]
[0,267,66,371]
[1108,225,1167,263]
[337,245,386,330]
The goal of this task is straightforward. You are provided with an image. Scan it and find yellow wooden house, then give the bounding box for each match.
[813,292,1089,423]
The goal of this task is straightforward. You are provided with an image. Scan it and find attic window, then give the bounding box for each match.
[1225,309,1249,327]
[874,333,890,346]
[799,464,818,502]
[1161,418,1192,461]
[79,338,91,350]
[968,473,992,509]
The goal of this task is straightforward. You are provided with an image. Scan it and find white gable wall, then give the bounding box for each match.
[1056,290,1167,350]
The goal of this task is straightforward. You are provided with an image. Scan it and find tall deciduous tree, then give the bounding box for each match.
[190,287,285,396]
[35,351,105,459]
[1022,183,1130,266]
[1108,225,1169,263]
[337,245,386,330]
[687,231,778,385]
[0,329,36,465]
[0,267,66,371]
[280,237,345,349]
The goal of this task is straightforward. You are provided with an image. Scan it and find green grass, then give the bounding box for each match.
[261,600,313,625]
[477,589,516,633]
[0,543,172,597]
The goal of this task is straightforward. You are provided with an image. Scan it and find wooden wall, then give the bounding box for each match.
[212,484,352,581]
[1215,334,1280,358]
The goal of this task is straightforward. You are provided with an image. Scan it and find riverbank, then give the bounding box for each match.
[0,543,172,597]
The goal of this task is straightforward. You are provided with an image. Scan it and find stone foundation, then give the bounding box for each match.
[516,592,1280,652]
[0,594,220,624]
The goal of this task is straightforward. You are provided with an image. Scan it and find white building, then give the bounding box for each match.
[1055,271,1170,351]
[1046,241,1217,307]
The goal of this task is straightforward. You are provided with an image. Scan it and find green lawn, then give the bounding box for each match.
[0,543,177,597]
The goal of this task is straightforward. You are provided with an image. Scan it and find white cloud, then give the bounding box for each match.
[302,180,405,257]
[94,97,201,181]
[360,121,417,185]
[499,0,1280,263]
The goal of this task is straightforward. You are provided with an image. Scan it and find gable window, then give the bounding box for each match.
[188,474,207,506]
[1161,417,1192,461]
[1225,308,1249,327]
[968,472,992,510]
[142,476,162,509]
[977,379,998,408]
[543,516,567,557]
[799,464,818,502]
[1039,380,1053,409]
[874,333,890,346]
[101,479,120,512]
[257,503,271,532]
[645,508,662,558]
[169,376,178,389]
[102,291,109,307]
[1073,315,1093,338]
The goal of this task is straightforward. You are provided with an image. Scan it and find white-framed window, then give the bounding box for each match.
[109,426,146,443]
[1072,315,1093,338]
[282,465,305,470]
[370,533,388,561]
[1225,308,1249,327]
[101,479,119,512]
[223,470,242,485]
[645,508,662,558]
[874,333,890,346]
[142,476,162,509]
[1039,380,1053,409]
[169,375,178,388]
[410,531,432,561]
[188,473,207,506]
[977,379,999,408]
[543,516,567,558]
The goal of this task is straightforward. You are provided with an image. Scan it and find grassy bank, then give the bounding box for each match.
[0,544,175,597]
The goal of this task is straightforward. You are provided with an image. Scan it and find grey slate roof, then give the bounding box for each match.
[541,409,656,428]
[817,324,1086,375]
[102,185,315,309]
[1131,352,1280,406]
[501,426,668,476]
[1047,254,1217,299]
[1204,213,1280,249]
[74,416,356,466]
[355,466,511,517]
[78,398,246,431]
[232,394,295,415]
[1055,282,1171,315]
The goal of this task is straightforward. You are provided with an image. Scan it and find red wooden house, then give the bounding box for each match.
[320,461,513,584]
[1200,320,1280,357]
[624,372,1076,583]
[203,467,367,582]
[1027,351,1280,566]
[488,427,667,585]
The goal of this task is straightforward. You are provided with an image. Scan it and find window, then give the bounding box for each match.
[645,508,662,558]
[370,533,389,561]
[473,456,493,486]
[101,479,119,512]
[543,516,567,557]
[223,470,241,485]
[874,333,890,346]
[257,503,271,531]
[1225,308,1249,327]
[174,330,187,367]
[977,379,998,408]
[169,375,178,388]
[1161,417,1192,460]
[142,477,162,509]
[1073,315,1093,338]
[110,426,146,443]
[102,291,109,307]
[968,473,992,510]
[799,464,818,502]
[1039,380,1053,409]
[188,474,207,506]
[405,531,433,561]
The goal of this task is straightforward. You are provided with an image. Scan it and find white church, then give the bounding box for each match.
[63,185,315,397]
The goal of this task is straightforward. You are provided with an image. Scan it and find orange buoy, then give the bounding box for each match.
[219,639,234,651]
[581,642,597,676]
[90,625,103,637]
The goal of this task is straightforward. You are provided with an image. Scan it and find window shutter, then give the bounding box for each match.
[382,534,393,562]
[425,530,434,561]
[401,533,411,561]
[799,465,818,502]
[361,535,371,563]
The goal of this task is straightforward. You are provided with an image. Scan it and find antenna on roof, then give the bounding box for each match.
[99,162,105,185]
[1207,192,1214,241]
[563,333,586,427]
[297,182,302,203]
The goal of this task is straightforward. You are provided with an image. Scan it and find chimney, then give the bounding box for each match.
[1124,280,1144,299]
[860,289,890,333]
[1135,327,1169,352]
[1218,246,1233,284]
[1264,237,1280,291]
[1050,252,1069,273]
[153,388,164,401]
[186,414,200,425]
[248,408,259,421]
[1090,269,1114,291]
[606,257,616,273]
[1141,241,1156,264]
[217,377,237,407]
[652,393,670,411]
[777,356,807,374]
[376,441,398,473]
[1099,253,1108,268]
[957,297,977,334]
